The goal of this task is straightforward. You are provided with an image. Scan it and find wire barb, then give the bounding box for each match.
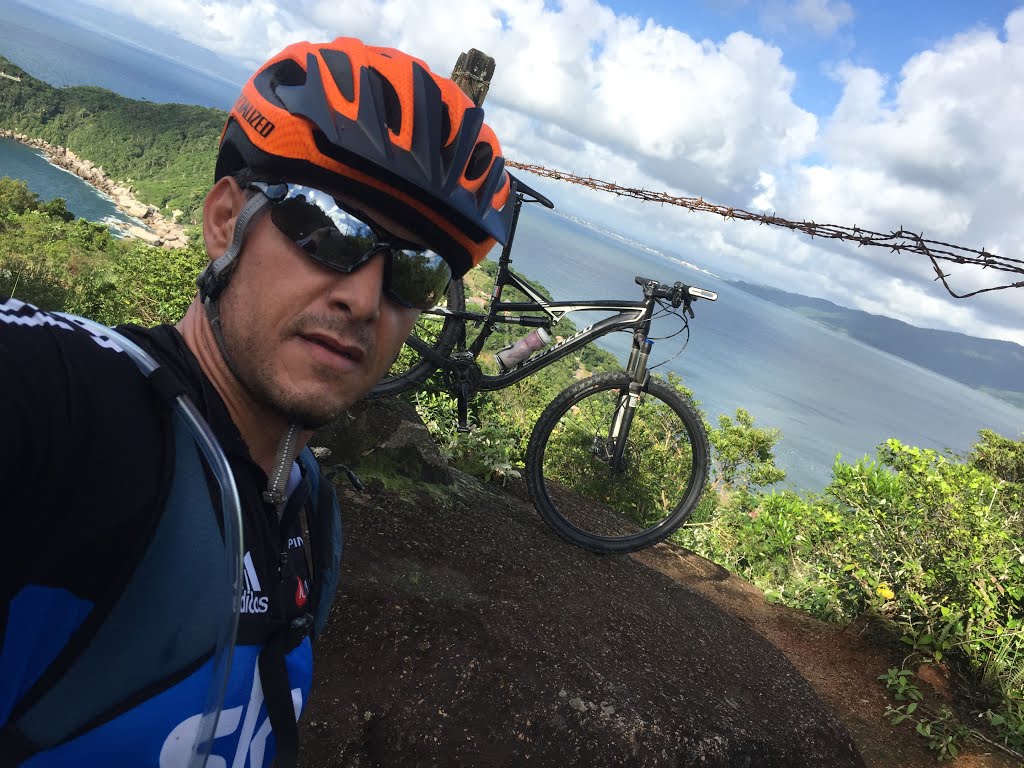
[506,160,1024,298]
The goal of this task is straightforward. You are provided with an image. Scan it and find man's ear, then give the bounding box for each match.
[203,176,247,260]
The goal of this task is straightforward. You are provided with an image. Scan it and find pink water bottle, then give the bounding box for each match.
[496,327,551,371]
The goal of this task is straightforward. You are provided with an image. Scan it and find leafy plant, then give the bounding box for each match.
[879,667,923,703]
[708,408,786,492]
[0,177,204,324]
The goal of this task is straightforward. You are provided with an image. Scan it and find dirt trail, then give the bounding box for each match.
[630,543,1020,768]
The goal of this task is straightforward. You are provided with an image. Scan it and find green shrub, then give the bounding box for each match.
[679,431,1024,751]
[1,177,204,324]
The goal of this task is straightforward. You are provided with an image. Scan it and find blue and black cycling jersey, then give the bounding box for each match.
[0,299,341,767]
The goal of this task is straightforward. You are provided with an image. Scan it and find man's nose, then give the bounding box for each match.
[329,251,387,321]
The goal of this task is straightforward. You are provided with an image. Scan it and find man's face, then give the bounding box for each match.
[215,193,422,428]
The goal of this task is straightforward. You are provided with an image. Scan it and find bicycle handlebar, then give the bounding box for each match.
[634,275,718,305]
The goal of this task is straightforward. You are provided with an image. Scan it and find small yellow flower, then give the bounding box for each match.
[876,584,896,600]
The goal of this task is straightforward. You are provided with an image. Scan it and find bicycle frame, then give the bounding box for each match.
[428,183,663,390]
[453,270,654,391]
[426,265,660,432]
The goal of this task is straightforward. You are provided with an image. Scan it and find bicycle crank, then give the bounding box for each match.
[443,353,484,432]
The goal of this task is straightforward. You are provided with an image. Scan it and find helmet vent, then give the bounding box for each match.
[320,48,355,102]
[253,59,307,108]
[368,68,403,134]
[440,104,452,147]
[464,142,493,181]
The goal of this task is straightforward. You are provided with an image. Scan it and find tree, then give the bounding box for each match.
[709,408,786,492]
[0,176,42,216]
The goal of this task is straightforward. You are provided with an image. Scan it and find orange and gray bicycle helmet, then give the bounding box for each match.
[215,37,514,278]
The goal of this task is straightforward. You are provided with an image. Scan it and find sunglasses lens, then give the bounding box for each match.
[388,249,452,310]
[271,190,377,270]
[265,184,452,310]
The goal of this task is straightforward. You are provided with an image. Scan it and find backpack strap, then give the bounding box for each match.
[257,614,311,768]
[297,448,343,640]
[257,450,341,768]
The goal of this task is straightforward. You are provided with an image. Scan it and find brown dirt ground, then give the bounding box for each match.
[509,474,1020,768]
[629,541,1020,768]
[300,458,1020,768]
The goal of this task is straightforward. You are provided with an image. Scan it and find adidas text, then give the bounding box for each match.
[241,592,269,614]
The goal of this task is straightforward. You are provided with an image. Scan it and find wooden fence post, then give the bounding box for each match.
[451,49,495,107]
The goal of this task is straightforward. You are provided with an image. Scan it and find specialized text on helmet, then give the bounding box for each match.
[235,95,276,138]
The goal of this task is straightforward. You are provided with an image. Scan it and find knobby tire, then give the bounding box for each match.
[525,372,710,554]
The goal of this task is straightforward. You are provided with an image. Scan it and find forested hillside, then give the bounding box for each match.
[734,280,1024,408]
[0,54,223,223]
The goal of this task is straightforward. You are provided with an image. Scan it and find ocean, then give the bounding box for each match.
[1,10,1021,492]
[0,1,243,109]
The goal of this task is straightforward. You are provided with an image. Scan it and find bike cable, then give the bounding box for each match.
[646,301,691,372]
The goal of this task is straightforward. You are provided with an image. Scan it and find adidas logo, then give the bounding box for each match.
[240,551,269,614]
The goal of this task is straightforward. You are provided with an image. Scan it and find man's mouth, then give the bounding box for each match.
[300,333,366,365]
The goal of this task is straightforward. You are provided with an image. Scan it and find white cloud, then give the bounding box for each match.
[772,7,1024,339]
[801,12,1024,232]
[80,0,817,198]
[751,172,777,210]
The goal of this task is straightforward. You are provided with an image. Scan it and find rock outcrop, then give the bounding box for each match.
[0,130,188,248]
[302,399,866,767]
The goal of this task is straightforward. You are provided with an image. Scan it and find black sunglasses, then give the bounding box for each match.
[250,182,452,311]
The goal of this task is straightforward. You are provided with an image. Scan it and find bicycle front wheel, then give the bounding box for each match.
[525,372,709,554]
[369,279,465,398]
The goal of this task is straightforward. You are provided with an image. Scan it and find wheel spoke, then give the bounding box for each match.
[526,372,709,553]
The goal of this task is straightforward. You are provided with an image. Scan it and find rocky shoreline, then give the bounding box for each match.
[1,130,189,249]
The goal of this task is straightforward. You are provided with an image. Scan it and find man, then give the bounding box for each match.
[0,37,513,767]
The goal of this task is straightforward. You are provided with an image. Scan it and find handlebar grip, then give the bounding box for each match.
[688,286,718,301]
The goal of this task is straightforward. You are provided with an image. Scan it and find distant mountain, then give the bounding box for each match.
[733,281,1024,409]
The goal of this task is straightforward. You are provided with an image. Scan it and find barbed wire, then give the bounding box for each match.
[506,160,1024,299]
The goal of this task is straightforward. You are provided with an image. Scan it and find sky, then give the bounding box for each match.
[28,1,1024,344]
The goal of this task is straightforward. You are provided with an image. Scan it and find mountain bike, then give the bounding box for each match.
[371,177,718,554]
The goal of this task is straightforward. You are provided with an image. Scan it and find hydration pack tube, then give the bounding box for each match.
[56,315,244,768]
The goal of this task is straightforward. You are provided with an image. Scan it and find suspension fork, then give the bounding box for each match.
[609,337,653,471]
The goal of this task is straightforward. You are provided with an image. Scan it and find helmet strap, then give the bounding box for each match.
[197,190,304,490]
[196,191,271,302]
[196,190,271,375]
